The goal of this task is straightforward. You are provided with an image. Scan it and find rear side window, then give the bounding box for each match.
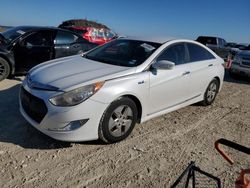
[55,31,78,45]
[157,43,187,65]
[68,28,87,36]
[187,43,215,62]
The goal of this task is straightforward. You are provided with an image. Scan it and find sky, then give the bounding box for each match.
[0,0,250,43]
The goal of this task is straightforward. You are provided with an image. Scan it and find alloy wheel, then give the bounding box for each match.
[207,82,217,102]
[108,105,133,137]
[0,61,6,77]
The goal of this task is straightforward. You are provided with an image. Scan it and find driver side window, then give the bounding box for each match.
[157,43,187,65]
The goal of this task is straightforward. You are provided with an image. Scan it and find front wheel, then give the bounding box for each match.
[98,97,138,143]
[201,78,219,106]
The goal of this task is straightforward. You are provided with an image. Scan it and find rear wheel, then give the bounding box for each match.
[99,97,137,143]
[201,78,219,106]
[229,70,238,79]
[0,57,10,81]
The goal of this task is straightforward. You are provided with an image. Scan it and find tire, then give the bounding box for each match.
[99,97,138,143]
[229,70,238,79]
[201,78,219,106]
[0,57,10,81]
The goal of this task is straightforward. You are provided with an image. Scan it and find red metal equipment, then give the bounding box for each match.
[215,138,250,188]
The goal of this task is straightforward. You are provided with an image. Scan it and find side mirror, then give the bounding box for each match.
[19,38,26,46]
[152,60,175,70]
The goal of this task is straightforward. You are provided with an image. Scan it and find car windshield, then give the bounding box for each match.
[1,27,30,43]
[84,39,161,67]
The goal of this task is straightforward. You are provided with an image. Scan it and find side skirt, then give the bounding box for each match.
[141,94,203,123]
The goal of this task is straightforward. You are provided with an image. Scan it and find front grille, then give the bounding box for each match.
[241,61,250,67]
[20,86,48,123]
[242,57,250,61]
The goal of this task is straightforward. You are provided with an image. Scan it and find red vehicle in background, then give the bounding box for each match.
[60,26,117,45]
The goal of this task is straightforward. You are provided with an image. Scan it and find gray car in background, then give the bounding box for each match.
[230,48,250,78]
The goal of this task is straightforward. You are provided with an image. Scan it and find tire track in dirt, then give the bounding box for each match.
[78,89,244,187]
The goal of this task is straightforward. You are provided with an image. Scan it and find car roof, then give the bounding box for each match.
[9,26,88,38]
[120,36,176,44]
[13,26,56,30]
[118,37,206,46]
[11,26,75,33]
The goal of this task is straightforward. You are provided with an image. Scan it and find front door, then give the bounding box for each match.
[14,30,54,72]
[149,43,190,115]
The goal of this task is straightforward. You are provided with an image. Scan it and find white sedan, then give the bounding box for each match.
[19,37,225,143]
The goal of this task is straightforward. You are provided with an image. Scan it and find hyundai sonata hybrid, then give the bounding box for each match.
[19,37,225,143]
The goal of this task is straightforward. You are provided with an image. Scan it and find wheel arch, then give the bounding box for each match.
[120,94,142,123]
[0,54,14,76]
[214,76,221,90]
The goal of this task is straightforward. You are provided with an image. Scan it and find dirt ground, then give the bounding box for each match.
[0,73,249,188]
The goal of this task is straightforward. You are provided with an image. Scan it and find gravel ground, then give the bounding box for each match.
[0,73,249,188]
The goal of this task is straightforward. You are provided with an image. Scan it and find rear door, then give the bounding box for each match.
[54,30,94,58]
[185,42,217,97]
[14,30,54,72]
[149,43,190,115]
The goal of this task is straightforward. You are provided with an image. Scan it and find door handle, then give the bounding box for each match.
[182,71,190,76]
[208,64,213,67]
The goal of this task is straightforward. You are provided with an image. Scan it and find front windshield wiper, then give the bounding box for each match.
[85,55,127,67]
[84,55,111,64]
[84,55,103,62]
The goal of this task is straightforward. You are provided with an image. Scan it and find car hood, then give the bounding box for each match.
[28,55,135,91]
[238,50,250,57]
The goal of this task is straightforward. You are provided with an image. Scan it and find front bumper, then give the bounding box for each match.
[19,83,109,142]
[230,64,250,77]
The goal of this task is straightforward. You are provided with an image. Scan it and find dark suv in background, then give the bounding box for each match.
[0,26,97,81]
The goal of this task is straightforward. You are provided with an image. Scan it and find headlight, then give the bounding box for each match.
[49,82,104,106]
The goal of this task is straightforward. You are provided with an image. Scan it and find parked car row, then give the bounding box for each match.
[1,26,248,82]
